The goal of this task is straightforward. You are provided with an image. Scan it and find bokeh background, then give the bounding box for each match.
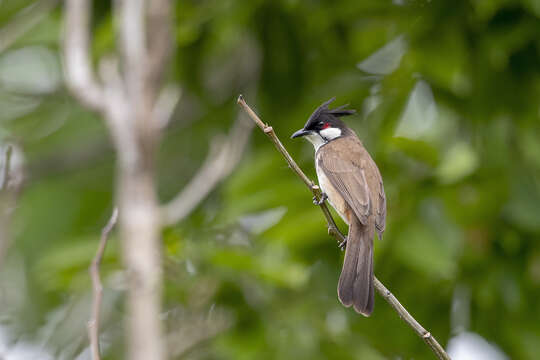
[1,0,540,359]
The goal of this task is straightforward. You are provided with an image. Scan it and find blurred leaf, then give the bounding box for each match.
[395,221,457,279]
[504,174,540,231]
[211,245,309,288]
[390,137,439,166]
[436,142,479,184]
[238,207,287,235]
[357,35,407,75]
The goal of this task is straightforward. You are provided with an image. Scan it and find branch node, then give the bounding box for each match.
[263,126,273,134]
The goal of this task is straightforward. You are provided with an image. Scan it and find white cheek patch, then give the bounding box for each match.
[305,133,326,151]
[320,127,341,141]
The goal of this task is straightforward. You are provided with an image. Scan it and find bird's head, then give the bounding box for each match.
[291,97,355,150]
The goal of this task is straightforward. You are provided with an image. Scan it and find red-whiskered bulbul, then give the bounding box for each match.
[291,98,386,316]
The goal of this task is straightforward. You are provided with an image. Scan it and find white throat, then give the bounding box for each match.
[305,133,326,151]
[304,127,342,151]
[320,127,342,140]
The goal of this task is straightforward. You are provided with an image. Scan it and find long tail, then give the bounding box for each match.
[337,217,374,316]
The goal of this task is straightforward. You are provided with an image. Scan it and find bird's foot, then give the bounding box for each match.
[338,239,347,251]
[313,193,328,206]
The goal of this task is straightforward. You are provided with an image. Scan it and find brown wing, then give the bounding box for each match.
[363,147,386,239]
[375,176,386,239]
[318,138,371,225]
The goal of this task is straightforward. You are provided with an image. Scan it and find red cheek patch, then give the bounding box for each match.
[322,122,330,129]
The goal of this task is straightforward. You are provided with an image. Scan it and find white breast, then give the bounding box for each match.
[315,155,349,225]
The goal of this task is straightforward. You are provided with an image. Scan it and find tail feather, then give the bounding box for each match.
[337,217,374,316]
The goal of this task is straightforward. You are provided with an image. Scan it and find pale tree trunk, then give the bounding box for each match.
[64,0,172,359]
[64,1,254,358]
[118,169,164,360]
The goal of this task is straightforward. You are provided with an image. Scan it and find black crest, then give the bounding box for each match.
[304,97,356,129]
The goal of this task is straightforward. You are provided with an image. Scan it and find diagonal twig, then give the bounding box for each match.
[88,207,119,360]
[237,95,451,360]
[236,95,342,240]
[161,114,253,226]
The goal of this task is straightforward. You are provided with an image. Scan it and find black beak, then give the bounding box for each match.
[291,129,310,139]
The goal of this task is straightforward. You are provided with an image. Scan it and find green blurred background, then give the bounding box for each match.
[1,0,540,359]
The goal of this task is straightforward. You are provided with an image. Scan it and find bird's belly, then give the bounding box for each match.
[316,163,350,225]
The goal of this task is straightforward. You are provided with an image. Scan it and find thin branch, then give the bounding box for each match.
[97,56,137,167]
[237,95,313,189]
[88,207,119,360]
[0,0,60,54]
[374,277,451,360]
[146,0,173,106]
[64,0,104,111]
[116,0,147,128]
[237,95,342,238]
[161,115,253,226]
[236,95,451,360]
[153,84,182,129]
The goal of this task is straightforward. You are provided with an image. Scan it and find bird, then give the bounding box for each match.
[291,97,386,316]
